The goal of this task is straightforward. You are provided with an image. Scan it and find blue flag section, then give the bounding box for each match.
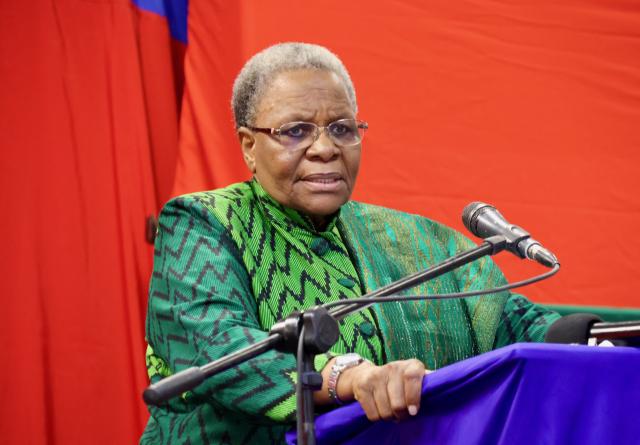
[132,0,189,43]
[288,344,640,444]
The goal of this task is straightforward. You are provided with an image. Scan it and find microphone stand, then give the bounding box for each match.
[142,236,508,445]
[589,321,640,346]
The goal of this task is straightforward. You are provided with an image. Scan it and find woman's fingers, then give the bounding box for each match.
[350,359,427,422]
[373,383,394,421]
[385,363,409,420]
[352,370,382,421]
[386,359,424,419]
[402,359,426,416]
[355,389,381,422]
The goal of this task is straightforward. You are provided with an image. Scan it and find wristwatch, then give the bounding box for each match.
[328,353,365,405]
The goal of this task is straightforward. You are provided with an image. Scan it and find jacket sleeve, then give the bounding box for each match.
[439,222,560,350]
[493,293,561,347]
[145,195,329,422]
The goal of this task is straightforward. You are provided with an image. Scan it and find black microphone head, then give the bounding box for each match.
[462,201,493,234]
[545,313,603,344]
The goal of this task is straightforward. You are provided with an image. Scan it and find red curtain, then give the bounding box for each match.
[1,1,639,444]
[176,0,640,308]
[0,2,179,443]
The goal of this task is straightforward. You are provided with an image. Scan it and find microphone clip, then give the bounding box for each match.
[484,235,508,255]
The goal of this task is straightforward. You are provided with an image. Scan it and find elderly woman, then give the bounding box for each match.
[141,43,559,444]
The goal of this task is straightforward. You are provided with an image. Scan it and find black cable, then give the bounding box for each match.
[324,263,560,311]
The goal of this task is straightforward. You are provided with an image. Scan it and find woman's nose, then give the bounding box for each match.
[306,128,339,160]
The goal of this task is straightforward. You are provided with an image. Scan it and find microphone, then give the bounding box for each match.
[544,313,602,344]
[462,202,558,268]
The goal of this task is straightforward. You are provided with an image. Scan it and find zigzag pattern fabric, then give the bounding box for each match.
[142,181,383,444]
[141,180,559,444]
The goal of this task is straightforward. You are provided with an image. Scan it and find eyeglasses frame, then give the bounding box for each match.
[247,118,368,149]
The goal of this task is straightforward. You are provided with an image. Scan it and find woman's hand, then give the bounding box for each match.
[315,358,427,421]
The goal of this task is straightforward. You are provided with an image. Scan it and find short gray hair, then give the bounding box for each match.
[231,42,358,128]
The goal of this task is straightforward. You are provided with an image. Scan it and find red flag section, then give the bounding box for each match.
[1,1,639,444]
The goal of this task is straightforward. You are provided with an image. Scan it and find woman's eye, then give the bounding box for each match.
[330,124,352,136]
[282,124,309,138]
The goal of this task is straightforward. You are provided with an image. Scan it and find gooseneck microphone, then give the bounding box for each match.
[546,314,640,346]
[462,202,558,268]
[544,313,602,344]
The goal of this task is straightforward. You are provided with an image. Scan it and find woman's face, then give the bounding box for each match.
[239,69,361,228]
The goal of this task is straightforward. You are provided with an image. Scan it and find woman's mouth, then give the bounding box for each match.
[300,173,345,191]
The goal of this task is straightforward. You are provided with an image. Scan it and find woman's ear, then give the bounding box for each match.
[237,127,256,173]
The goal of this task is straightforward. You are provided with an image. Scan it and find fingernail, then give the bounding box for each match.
[408,405,418,416]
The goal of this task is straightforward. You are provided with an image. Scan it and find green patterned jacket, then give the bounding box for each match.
[141,180,559,445]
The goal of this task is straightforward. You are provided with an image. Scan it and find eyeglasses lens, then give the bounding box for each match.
[278,119,364,150]
[278,122,317,149]
[328,120,362,146]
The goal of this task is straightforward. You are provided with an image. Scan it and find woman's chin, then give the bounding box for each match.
[297,196,348,220]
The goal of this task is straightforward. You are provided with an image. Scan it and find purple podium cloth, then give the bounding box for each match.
[287,344,640,444]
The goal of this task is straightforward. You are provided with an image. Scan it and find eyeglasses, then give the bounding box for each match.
[248,119,368,150]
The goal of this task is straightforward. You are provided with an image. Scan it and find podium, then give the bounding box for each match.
[287,344,640,444]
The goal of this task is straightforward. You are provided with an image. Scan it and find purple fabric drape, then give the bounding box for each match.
[288,344,640,444]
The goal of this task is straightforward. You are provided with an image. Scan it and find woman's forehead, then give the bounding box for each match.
[256,69,355,122]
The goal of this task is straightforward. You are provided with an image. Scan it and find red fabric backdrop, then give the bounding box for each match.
[1,1,639,444]
[176,1,640,308]
[0,2,178,443]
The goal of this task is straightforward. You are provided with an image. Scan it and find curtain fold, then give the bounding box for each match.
[1,1,639,444]
[0,2,182,443]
